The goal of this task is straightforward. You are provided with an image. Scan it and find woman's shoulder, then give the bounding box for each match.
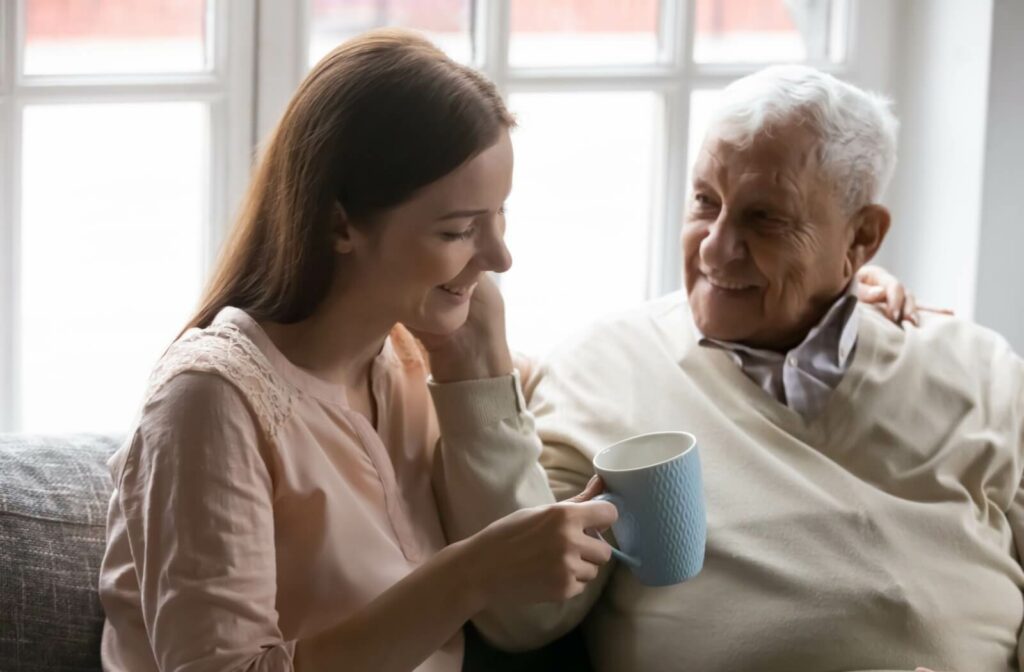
[144,322,295,440]
[111,370,262,490]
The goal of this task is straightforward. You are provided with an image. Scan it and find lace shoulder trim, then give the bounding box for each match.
[144,323,294,439]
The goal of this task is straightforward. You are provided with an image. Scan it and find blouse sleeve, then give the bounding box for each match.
[116,371,295,672]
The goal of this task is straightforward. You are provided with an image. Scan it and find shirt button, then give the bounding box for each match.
[787,356,798,367]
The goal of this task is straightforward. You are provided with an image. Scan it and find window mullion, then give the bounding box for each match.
[653,0,695,297]
[1,0,11,94]
[211,0,256,274]
[1,0,16,430]
[254,0,307,145]
[2,98,23,432]
[476,0,510,96]
[658,0,683,66]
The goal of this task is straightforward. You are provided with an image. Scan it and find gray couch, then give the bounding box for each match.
[0,434,119,672]
[0,434,590,672]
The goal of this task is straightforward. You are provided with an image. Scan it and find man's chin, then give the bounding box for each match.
[691,307,757,343]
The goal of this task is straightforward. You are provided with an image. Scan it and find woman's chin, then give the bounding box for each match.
[408,311,468,338]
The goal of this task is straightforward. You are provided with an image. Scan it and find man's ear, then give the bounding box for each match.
[332,202,356,254]
[845,204,890,278]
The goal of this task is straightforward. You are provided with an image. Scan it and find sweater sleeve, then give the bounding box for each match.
[429,370,612,651]
[115,371,295,672]
[1013,376,1024,670]
[1010,480,1024,669]
[1004,344,1024,670]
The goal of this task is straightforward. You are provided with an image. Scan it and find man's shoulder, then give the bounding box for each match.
[547,290,690,359]
[860,304,1023,378]
[526,292,691,414]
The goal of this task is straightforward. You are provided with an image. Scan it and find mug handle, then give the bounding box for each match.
[590,493,641,569]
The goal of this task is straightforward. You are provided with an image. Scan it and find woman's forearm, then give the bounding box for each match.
[294,538,483,672]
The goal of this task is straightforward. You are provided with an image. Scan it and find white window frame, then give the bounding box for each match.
[0,0,256,432]
[0,0,896,430]
[256,0,894,296]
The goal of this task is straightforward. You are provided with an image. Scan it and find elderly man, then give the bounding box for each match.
[429,65,1024,671]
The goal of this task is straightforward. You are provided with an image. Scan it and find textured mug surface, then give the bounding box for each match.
[593,431,706,586]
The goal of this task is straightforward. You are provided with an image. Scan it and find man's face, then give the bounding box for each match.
[682,121,856,350]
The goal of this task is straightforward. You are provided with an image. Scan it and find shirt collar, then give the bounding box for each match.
[692,282,860,367]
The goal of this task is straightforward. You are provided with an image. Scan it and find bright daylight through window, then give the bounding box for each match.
[0,0,849,432]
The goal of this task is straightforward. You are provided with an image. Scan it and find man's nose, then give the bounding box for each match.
[700,215,747,269]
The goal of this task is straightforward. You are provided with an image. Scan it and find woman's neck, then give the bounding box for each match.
[259,286,394,391]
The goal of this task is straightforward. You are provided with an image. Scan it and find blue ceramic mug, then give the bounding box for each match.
[592,431,706,587]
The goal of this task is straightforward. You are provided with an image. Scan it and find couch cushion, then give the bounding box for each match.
[0,434,120,672]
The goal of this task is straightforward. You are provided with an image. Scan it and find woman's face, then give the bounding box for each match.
[341,129,514,335]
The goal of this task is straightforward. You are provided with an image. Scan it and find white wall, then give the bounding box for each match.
[973,0,1024,352]
[881,0,994,321]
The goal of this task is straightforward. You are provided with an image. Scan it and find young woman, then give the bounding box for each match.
[98,29,920,672]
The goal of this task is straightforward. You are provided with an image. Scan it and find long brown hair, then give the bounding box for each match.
[183,29,514,333]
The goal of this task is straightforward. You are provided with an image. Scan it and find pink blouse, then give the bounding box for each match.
[99,307,461,671]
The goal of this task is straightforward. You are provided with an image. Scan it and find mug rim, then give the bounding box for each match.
[593,431,697,473]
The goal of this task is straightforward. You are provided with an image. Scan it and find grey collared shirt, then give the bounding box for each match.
[695,287,860,420]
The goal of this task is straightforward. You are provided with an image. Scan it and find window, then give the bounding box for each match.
[292,0,858,355]
[0,0,254,432]
[1,0,880,431]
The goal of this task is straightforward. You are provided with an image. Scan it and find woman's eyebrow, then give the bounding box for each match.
[436,208,489,221]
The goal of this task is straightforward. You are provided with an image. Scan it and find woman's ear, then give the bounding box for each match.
[332,202,356,254]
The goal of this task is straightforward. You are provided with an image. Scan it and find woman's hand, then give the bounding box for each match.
[460,478,617,606]
[412,274,514,383]
[855,265,953,325]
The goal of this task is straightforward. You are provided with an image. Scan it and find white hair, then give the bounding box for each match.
[707,65,899,214]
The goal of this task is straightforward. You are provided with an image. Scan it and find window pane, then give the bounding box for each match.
[693,0,846,64]
[20,103,207,433]
[24,0,208,76]
[309,0,472,66]
[503,92,660,356]
[0,100,8,430]
[510,0,660,68]
[687,89,723,184]
[0,7,7,90]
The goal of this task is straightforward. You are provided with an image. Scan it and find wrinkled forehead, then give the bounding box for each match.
[694,121,825,190]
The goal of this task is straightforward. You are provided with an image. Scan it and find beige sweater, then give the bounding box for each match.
[431,291,1024,672]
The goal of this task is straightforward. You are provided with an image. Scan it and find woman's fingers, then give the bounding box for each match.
[917,305,955,316]
[863,285,887,302]
[573,559,601,583]
[885,282,905,322]
[579,531,614,565]
[567,475,605,503]
[574,499,619,530]
[903,291,919,325]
